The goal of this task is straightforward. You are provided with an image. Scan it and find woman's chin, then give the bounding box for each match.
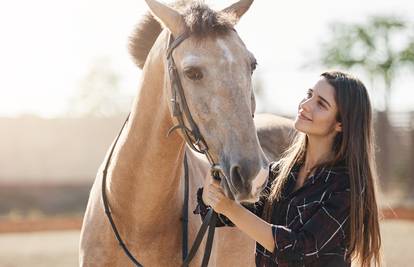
[294,120,306,132]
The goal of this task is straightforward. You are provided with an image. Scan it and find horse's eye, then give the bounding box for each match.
[184,67,203,81]
[251,61,257,74]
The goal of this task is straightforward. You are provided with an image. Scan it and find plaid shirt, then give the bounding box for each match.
[195,161,351,267]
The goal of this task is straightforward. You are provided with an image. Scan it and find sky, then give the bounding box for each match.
[0,0,413,118]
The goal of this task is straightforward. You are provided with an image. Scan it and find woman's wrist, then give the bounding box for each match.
[221,200,242,218]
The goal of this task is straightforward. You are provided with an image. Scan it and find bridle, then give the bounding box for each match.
[101,30,229,267]
[166,31,216,164]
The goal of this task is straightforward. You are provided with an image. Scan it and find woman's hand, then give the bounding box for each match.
[202,173,234,215]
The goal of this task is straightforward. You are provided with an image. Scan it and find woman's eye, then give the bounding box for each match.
[306,92,312,99]
[318,101,326,108]
[184,67,203,80]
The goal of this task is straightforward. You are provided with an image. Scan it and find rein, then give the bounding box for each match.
[101,31,224,267]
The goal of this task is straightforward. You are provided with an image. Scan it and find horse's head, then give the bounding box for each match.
[142,0,268,202]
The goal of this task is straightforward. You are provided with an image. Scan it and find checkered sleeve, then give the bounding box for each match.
[271,180,350,265]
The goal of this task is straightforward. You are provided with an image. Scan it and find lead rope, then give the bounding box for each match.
[181,163,222,267]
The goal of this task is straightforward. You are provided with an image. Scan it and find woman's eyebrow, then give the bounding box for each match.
[318,95,332,108]
[309,88,332,107]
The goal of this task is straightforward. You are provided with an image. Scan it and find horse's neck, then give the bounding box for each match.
[105,50,186,226]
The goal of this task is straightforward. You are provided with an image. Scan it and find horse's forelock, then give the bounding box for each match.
[182,2,236,37]
[129,1,237,69]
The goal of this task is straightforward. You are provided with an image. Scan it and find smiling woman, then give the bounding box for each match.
[295,78,342,138]
[201,70,382,267]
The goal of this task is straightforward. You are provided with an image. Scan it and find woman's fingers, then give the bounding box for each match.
[207,194,222,208]
[203,177,232,214]
[209,195,220,204]
[208,183,225,197]
[211,178,221,186]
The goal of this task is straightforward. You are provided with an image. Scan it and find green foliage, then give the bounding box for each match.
[401,41,414,63]
[318,15,414,111]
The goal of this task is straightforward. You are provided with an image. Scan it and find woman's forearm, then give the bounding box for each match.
[224,202,275,252]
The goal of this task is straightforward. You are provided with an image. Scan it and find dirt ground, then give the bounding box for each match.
[0,230,79,267]
[0,220,412,267]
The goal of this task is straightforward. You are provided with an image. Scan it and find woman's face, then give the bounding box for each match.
[294,77,342,138]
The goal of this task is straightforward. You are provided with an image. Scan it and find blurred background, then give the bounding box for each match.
[0,0,413,266]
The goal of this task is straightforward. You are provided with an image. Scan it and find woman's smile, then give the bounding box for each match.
[298,111,312,121]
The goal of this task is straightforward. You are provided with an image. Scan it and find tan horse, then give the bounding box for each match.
[79,0,293,266]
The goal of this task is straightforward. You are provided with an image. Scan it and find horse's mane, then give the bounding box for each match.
[129,0,236,69]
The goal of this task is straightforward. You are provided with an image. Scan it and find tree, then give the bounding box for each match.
[318,15,414,111]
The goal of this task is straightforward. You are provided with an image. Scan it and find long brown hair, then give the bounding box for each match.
[266,71,382,266]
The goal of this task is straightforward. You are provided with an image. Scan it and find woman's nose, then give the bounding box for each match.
[299,98,312,112]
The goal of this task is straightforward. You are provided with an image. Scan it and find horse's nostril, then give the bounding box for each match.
[230,165,240,179]
[230,165,243,191]
[230,165,252,194]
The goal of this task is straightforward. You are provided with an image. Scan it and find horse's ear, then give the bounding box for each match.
[144,0,186,37]
[221,0,254,22]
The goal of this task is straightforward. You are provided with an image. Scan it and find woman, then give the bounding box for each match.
[197,71,382,266]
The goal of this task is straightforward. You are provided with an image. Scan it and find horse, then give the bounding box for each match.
[79,0,293,266]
